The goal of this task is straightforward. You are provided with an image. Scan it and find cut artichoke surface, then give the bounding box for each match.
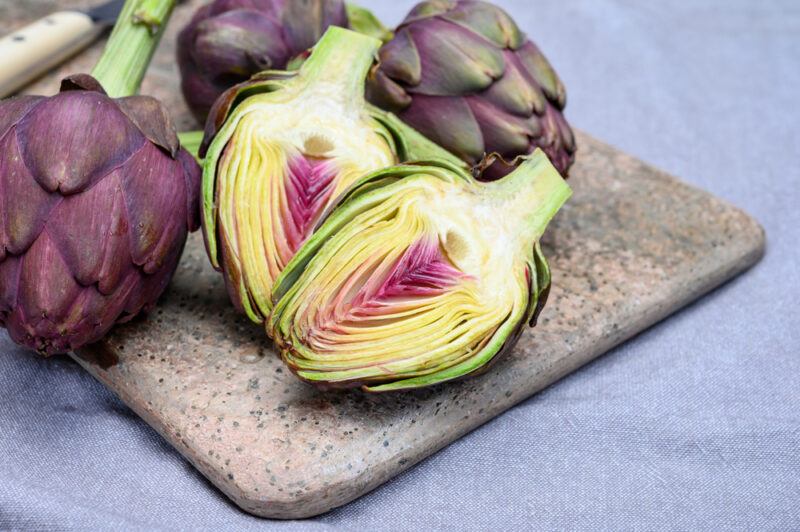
[202,27,462,324]
[211,86,396,319]
[270,150,570,392]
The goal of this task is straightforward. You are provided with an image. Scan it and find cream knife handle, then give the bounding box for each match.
[0,11,103,98]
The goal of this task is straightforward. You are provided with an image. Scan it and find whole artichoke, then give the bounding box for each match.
[0,75,200,355]
[269,150,570,392]
[367,0,576,179]
[201,27,463,326]
[178,0,350,123]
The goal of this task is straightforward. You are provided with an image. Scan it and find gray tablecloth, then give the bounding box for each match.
[1,0,798,529]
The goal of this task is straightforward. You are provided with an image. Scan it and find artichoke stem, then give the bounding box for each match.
[486,150,572,244]
[177,130,204,162]
[91,0,177,97]
[294,26,381,105]
[345,4,394,43]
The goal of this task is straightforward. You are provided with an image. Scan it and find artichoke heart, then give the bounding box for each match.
[202,27,463,324]
[270,150,571,392]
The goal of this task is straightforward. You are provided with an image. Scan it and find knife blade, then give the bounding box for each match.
[86,0,127,25]
[0,0,126,98]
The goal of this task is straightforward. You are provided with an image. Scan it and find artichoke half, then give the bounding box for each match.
[367,0,577,179]
[200,27,462,325]
[269,150,571,392]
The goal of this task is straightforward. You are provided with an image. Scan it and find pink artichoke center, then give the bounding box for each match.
[281,154,338,258]
[313,238,466,336]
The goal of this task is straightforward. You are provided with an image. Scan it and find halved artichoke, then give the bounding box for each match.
[269,150,570,392]
[200,26,461,324]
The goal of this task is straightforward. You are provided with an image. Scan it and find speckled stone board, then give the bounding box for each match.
[3,0,765,520]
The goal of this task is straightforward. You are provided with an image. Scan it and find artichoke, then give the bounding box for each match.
[178,0,390,123]
[201,26,462,325]
[367,0,576,179]
[0,1,199,355]
[269,150,570,392]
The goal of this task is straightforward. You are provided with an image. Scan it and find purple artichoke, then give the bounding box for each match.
[0,75,200,355]
[367,0,576,179]
[177,0,349,123]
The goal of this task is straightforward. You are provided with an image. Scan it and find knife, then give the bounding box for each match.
[0,0,125,98]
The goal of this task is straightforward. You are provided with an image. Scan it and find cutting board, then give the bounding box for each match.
[70,130,764,519]
[6,0,764,521]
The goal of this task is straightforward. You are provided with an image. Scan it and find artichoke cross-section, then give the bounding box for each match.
[269,149,570,392]
[201,26,463,324]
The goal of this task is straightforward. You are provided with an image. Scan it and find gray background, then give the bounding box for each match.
[1,0,799,529]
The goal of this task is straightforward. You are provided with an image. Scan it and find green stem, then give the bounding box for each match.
[91,0,177,98]
[345,3,394,43]
[177,130,204,162]
[295,27,381,103]
[486,150,572,243]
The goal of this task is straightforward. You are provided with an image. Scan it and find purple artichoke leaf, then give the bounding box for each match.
[116,95,181,157]
[46,170,131,293]
[364,69,412,112]
[16,90,144,195]
[440,0,523,49]
[398,94,485,163]
[282,0,348,51]
[408,19,505,95]
[192,11,289,79]
[466,96,537,156]
[378,28,421,87]
[59,73,107,94]
[482,50,547,116]
[0,131,59,258]
[0,96,44,136]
